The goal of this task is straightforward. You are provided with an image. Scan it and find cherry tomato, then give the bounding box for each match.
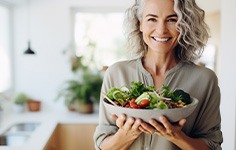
[125,104,131,108]
[139,99,150,108]
[130,98,140,109]
[121,101,126,106]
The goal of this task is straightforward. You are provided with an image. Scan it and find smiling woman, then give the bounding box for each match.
[0,5,11,93]
[94,0,222,149]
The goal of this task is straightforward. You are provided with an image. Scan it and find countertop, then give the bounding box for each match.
[0,109,99,150]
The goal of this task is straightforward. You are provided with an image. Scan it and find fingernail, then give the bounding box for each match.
[159,116,164,121]
[149,119,154,124]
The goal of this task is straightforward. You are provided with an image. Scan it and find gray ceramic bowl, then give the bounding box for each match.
[103,97,199,123]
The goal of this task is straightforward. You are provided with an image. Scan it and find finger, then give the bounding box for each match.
[149,119,165,132]
[139,126,150,134]
[123,117,135,130]
[159,116,173,133]
[141,121,156,134]
[116,114,126,128]
[131,119,142,130]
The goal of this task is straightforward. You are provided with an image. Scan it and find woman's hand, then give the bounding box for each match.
[140,116,186,141]
[100,114,143,150]
[112,114,143,140]
[140,116,210,150]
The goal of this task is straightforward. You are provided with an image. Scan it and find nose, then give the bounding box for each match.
[155,22,167,35]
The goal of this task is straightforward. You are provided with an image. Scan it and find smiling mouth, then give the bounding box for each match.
[152,37,170,42]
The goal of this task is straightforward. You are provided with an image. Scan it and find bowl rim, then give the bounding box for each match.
[103,97,199,122]
[103,97,199,111]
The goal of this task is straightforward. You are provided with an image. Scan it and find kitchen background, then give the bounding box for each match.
[0,0,235,149]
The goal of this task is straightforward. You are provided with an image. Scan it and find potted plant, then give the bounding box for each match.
[77,69,103,113]
[12,92,29,113]
[58,68,103,113]
[57,53,103,113]
[26,99,42,112]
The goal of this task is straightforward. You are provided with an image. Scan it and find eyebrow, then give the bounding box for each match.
[145,13,178,18]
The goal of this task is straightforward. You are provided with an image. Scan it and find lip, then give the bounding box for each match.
[152,36,170,42]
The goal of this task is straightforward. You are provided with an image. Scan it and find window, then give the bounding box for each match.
[74,12,127,69]
[0,5,11,92]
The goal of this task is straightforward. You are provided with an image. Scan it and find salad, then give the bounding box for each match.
[104,81,191,109]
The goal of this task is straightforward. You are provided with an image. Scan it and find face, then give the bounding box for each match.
[140,0,179,55]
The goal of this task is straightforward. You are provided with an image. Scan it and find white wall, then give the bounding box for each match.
[220,0,236,149]
[12,0,131,110]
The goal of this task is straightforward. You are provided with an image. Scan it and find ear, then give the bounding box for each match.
[139,21,143,32]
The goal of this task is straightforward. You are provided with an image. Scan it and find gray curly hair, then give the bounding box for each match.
[123,0,210,62]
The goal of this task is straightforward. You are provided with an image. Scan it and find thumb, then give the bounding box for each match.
[112,114,118,120]
[179,119,186,127]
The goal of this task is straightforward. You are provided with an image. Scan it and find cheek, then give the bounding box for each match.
[171,29,180,39]
[167,24,179,36]
[140,21,153,33]
[176,32,180,40]
[173,27,180,37]
[140,25,152,35]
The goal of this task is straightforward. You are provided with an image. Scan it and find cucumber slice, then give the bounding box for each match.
[112,88,130,102]
[156,101,168,109]
[136,97,150,104]
[135,92,150,104]
[112,90,124,100]
[120,86,130,93]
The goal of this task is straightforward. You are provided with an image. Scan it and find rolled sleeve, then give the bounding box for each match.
[93,125,118,150]
[198,125,223,150]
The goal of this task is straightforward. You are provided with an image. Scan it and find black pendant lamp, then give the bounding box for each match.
[24,41,35,54]
[24,0,36,55]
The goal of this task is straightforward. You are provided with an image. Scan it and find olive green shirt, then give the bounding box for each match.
[94,58,223,150]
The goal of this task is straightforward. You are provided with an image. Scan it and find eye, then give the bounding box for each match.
[147,18,157,22]
[167,18,178,22]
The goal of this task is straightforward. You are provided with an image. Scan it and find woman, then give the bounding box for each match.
[94,0,223,149]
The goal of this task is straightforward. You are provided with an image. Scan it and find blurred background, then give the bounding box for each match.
[0,0,235,150]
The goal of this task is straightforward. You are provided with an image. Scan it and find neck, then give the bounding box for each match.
[142,52,178,76]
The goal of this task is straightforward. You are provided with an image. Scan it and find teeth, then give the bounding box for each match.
[153,37,169,42]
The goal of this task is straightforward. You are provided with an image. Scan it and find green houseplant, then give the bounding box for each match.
[12,92,29,113]
[58,66,103,113]
[59,75,103,113]
[13,93,29,105]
